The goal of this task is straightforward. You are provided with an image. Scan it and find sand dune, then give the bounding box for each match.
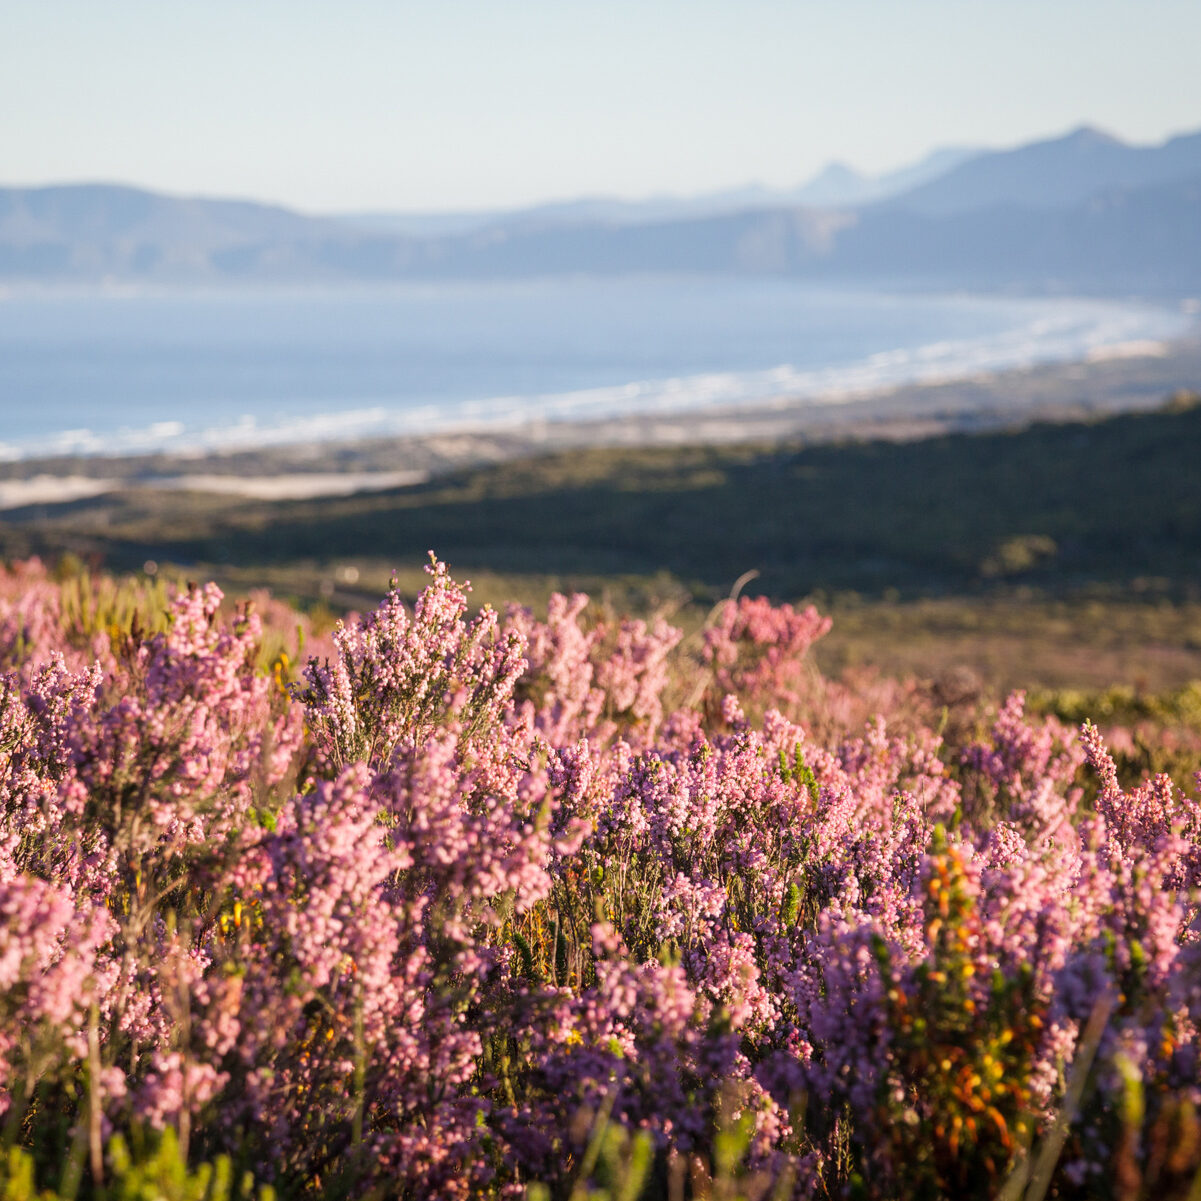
[0,470,427,511]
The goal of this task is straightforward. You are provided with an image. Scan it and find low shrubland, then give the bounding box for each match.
[6,395,1201,604]
[0,557,1198,1199]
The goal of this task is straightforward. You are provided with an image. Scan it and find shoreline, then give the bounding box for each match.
[0,334,1198,510]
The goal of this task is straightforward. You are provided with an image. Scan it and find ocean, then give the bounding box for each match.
[0,277,1191,459]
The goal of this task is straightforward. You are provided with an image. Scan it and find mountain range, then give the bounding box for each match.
[2,125,1199,295]
[333,145,980,237]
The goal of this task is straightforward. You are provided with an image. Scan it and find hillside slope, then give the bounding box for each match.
[6,397,1200,601]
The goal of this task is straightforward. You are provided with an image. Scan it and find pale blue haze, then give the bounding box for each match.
[4,1,1201,211]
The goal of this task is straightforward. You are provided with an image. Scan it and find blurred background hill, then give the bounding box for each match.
[3,125,1199,293]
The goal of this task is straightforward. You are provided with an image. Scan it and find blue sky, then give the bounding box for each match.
[4,0,1200,212]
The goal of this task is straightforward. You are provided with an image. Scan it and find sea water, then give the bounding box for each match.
[0,277,1190,459]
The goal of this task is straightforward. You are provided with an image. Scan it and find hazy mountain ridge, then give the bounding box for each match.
[2,125,1198,294]
[337,172,1200,292]
[791,145,981,207]
[335,145,982,236]
[882,125,1201,215]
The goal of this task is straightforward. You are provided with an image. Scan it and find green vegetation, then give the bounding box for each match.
[7,397,1200,594]
[3,394,1201,697]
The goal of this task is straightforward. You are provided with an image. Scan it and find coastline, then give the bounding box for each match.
[0,333,1198,511]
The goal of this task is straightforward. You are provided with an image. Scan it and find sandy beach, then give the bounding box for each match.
[0,334,1197,511]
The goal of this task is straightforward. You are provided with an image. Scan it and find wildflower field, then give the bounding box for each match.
[1,555,1199,1200]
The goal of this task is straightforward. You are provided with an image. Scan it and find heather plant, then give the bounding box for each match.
[701,593,831,722]
[0,560,63,670]
[1032,681,1201,793]
[960,690,1084,835]
[0,556,1199,1199]
[297,556,526,771]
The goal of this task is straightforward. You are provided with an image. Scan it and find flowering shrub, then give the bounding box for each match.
[0,556,1199,1199]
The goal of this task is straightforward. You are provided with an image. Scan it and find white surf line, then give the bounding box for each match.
[1084,339,1170,362]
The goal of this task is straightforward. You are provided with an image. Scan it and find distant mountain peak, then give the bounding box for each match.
[810,161,866,184]
[884,121,1201,215]
[1060,124,1125,148]
[788,146,982,209]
